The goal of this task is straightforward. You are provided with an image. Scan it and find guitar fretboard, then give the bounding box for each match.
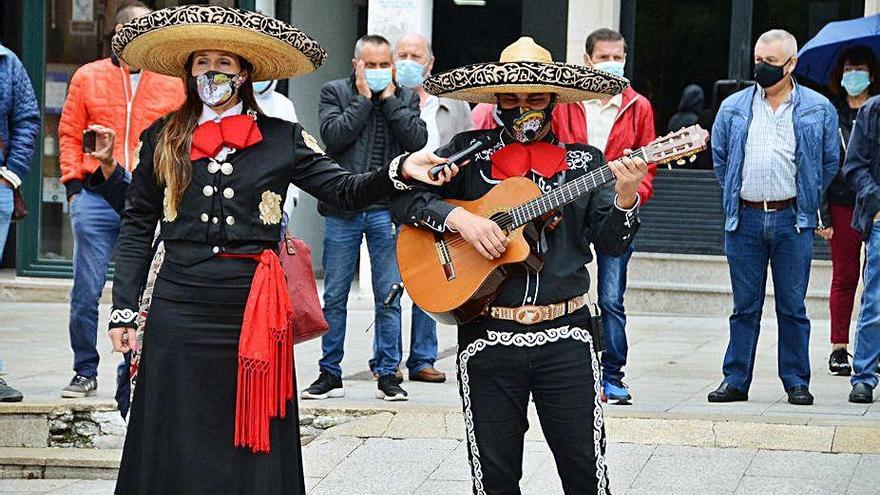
[505,147,649,229]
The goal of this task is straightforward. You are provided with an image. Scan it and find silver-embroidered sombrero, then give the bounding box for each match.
[424,37,627,103]
[111,5,326,81]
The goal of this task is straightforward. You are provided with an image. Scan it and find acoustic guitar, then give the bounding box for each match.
[397,125,710,325]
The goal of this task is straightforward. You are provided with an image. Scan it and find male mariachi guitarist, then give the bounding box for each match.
[390,37,647,495]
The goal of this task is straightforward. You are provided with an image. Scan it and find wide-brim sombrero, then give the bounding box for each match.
[424,37,628,103]
[111,5,326,82]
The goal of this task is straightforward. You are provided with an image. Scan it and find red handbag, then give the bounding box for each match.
[278,233,329,344]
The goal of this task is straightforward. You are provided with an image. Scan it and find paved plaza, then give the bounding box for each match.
[1,301,879,494]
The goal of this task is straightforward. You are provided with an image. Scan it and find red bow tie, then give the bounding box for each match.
[190,114,263,161]
[490,141,568,180]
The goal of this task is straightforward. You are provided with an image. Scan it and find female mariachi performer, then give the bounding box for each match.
[102,5,453,495]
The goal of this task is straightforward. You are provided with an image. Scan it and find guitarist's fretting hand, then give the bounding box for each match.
[446,208,510,260]
[607,150,648,209]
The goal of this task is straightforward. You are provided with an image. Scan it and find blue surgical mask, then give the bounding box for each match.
[395,59,425,88]
[253,80,273,94]
[841,70,871,97]
[364,68,393,93]
[594,60,626,78]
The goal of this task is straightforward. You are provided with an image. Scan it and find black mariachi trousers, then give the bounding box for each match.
[456,325,611,495]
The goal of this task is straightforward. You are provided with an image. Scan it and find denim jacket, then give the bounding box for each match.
[712,82,838,231]
[843,95,880,238]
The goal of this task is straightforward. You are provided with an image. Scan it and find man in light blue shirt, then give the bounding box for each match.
[710,29,838,406]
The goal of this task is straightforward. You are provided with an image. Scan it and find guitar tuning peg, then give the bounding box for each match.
[676,159,685,165]
[690,155,697,163]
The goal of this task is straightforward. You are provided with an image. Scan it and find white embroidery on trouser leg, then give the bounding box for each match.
[458,339,489,495]
[456,327,608,494]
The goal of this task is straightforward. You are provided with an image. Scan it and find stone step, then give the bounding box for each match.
[628,252,834,288]
[0,271,383,310]
[624,252,853,317]
[0,447,120,480]
[0,401,124,450]
[626,281,832,318]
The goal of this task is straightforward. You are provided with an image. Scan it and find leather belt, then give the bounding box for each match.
[490,295,586,326]
[741,198,796,211]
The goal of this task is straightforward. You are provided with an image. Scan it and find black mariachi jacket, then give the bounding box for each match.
[108,114,410,329]
[389,128,640,333]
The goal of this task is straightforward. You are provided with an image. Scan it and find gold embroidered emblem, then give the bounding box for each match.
[162,187,177,222]
[259,190,283,225]
[131,141,143,171]
[301,129,324,155]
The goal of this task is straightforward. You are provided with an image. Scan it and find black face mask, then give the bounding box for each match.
[754,57,791,89]
[495,97,557,143]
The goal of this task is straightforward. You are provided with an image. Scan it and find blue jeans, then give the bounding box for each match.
[0,184,13,264]
[319,211,401,378]
[69,189,121,378]
[597,243,635,383]
[373,304,438,375]
[722,206,813,392]
[851,218,880,388]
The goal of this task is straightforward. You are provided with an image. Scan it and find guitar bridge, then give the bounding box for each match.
[434,238,456,281]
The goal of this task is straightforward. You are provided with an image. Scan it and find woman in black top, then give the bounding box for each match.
[101,6,451,495]
[820,44,880,376]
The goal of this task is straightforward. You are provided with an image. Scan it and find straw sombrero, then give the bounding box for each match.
[111,5,326,81]
[424,37,628,103]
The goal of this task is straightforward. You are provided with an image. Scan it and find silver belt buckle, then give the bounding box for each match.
[514,305,544,325]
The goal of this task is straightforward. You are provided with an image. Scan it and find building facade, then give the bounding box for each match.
[2,0,875,278]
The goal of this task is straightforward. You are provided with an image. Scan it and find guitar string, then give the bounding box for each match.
[440,149,643,251]
[438,147,651,252]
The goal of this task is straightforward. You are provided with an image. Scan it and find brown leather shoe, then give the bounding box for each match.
[409,367,447,383]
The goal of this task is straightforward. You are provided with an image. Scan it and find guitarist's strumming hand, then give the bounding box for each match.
[446,208,510,260]
[607,149,648,209]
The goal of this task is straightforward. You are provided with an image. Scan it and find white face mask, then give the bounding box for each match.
[593,60,626,78]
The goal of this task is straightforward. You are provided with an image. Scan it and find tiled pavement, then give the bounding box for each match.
[2,302,880,493]
[1,442,877,494]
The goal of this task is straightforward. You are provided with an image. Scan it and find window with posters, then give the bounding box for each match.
[3,0,254,277]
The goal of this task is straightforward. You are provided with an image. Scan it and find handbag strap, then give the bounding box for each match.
[283,231,297,255]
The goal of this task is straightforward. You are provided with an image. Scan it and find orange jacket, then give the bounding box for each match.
[59,57,184,197]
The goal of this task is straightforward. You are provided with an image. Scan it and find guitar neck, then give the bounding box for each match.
[506,147,648,229]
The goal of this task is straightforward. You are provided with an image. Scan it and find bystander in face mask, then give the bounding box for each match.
[395,59,425,88]
[253,80,274,95]
[754,58,791,89]
[594,60,625,78]
[841,70,871,96]
[365,68,393,93]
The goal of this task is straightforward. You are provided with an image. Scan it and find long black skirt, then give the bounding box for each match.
[115,258,306,495]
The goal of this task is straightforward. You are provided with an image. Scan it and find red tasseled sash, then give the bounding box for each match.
[218,249,293,453]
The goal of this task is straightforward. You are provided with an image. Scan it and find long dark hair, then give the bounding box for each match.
[828,44,880,97]
[155,53,262,215]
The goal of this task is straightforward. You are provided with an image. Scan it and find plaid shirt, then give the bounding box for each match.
[740,83,797,202]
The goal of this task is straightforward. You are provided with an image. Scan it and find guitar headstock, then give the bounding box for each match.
[642,125,710,167]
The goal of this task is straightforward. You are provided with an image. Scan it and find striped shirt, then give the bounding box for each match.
[740,83,797,202]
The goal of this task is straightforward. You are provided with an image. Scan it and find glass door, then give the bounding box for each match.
[16,0,254,277]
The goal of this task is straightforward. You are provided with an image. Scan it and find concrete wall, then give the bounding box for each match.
[565,0,620,64]
[287,0,363,275]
